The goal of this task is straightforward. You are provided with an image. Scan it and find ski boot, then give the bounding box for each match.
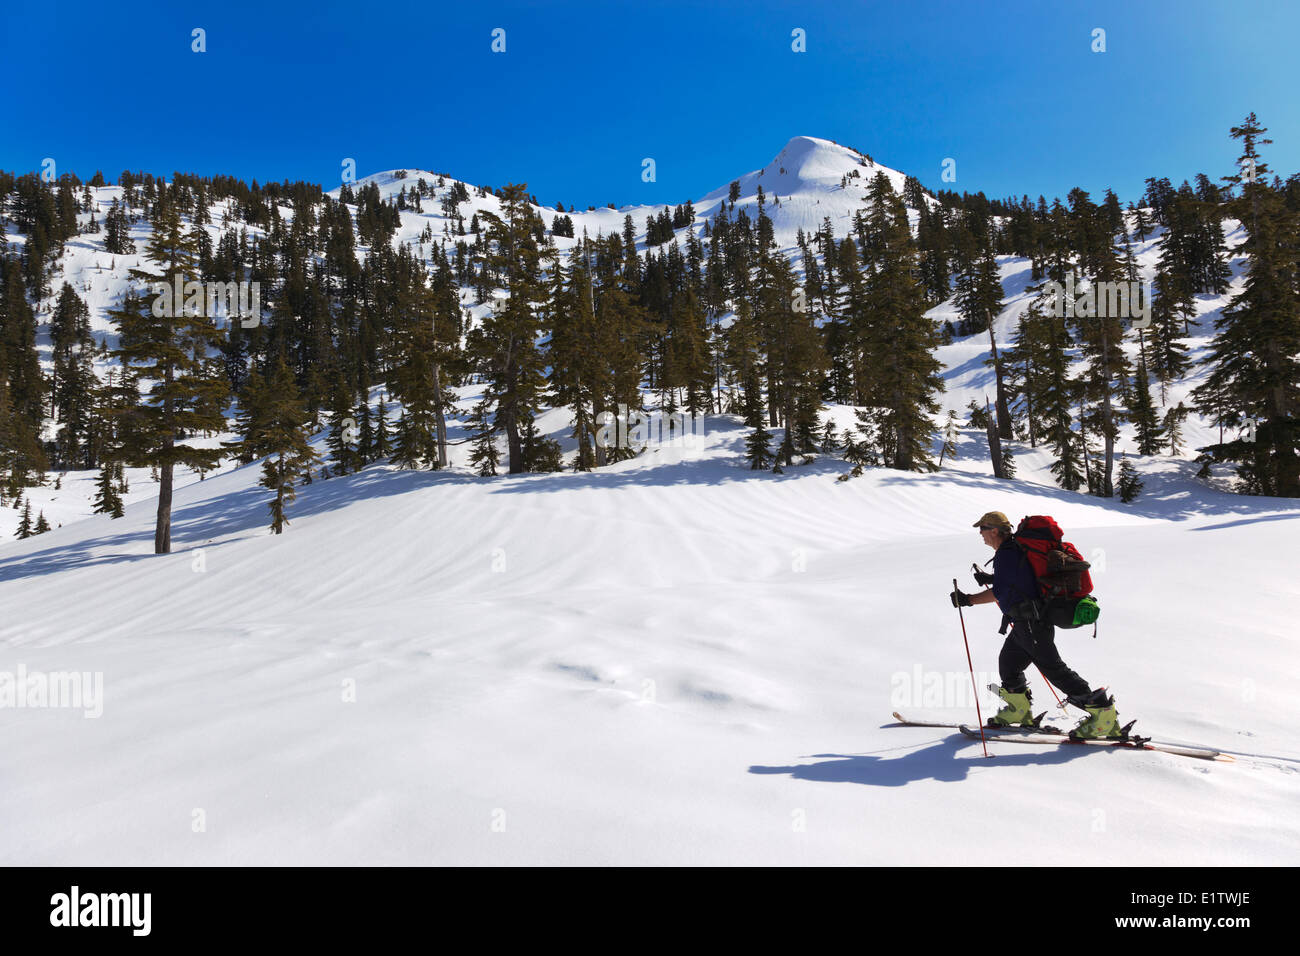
[1068,689,1125,740]
[986,684,1044,729]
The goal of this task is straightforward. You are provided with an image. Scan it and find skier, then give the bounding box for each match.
[949,511,1122,739]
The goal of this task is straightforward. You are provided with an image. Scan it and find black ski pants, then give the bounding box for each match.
[999,616,1092,699]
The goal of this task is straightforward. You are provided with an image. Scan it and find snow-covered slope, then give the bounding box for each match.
[1,389,1297,865]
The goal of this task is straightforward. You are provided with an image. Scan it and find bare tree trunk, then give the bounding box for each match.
[592,396,607,467]
[1079,395,1093,494]
[713,350,722,416]
[767,368,779,428]
[1101,324,1115,497]
[431,361,448,468]
[585,240,608,467]
[1024,360,1037,448]
[986,398,1005,479]
[988,310,1012,440]
[505,404,522,474]
[155,361,174,553]
[156,456,173,553]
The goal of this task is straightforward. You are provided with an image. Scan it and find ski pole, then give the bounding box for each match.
[1036,667,1064,708]
[954,577,991,757]
[1036,669,1096,714]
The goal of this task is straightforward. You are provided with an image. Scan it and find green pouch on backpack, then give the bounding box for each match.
[1048,595,1100,629]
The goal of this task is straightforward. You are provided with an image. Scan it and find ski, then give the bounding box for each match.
[958,724,1234,762]
[894,712,1234,761]
[891,712,966,729]
[891,712,1065,735]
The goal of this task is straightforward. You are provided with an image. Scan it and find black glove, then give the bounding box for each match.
[950,589,973,608]
[972,564,995,587]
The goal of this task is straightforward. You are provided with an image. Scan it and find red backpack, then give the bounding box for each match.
[1012,516,1100,630]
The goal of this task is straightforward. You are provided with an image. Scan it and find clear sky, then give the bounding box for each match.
[3,0,1296,209]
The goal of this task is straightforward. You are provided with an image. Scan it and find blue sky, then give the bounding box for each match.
[3,0,1296,209]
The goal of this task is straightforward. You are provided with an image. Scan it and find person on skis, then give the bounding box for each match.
[949,511,1121,739]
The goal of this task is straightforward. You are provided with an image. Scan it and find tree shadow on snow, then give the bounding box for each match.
[0,464,470,584]
[877,462,1300,525]
[749,731,1084,787]
[480,422,849,496]
[0,528,157,584]
[1189,512,1300,532]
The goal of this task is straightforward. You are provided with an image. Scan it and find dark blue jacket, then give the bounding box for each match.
[992,538,1040,613]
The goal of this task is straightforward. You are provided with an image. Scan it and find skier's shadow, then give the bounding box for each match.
[749,730,1085,786]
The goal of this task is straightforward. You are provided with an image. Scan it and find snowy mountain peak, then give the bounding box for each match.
[686,136,923,246]
[770,135,875,183]
[700,135,891,204]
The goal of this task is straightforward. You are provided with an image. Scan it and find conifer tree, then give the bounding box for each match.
[1000,445,1017,478]
[664,269,713,418]
[544,247,598,470]
[939,409,960,466]
[818,417,839,455]
[791,391,822,457]
[1164,403,1188,456]
[842,421,880,471]
[325,373,362,476]
[1118,456,1143,503]
[103,199,135,255]
[107,192,229,552]
[1015,294,1084,491]
[471,184,549,473]
[519,412,563,472]
[386,250,456,468]
[754,248,825,465]
[741,357,774,470]
[954,238,1009,441]
[0,258,48,485]
[1131,360,1165,455]
[1161,182,1230,304]
[389,410,421,471]
[1194,114,1300,497]
[1147,264,1192,403]
[1074,213,1133,497]
[50,283,98,468]
[34,510,50,534]
[1002,311,1044,448]
[15,499,33,539]
[373,398,392,463]
[1130,202,1152,242]
[0,361,45,490]
[226,366,268,466]
[745,421,774,470]
[467,399,500,476]
[859,173,944,471]
[93,460,124,517]
[234,356,320,533]
[93,366,144,483]
[916,202,951,302]
[592,240,648,465]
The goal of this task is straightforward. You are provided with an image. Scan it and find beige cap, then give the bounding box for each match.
[972,511,1012,531]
